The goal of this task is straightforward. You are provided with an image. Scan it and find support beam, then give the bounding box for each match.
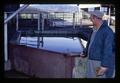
[4,4,29,62]
[4,4,29,24]
[63,12,64,26]
[16,14,19,31]
[38,13,40,31]
[37,37,44,48]
[37,37,40,48]
[108,5,111,26]
[4,12,8,62]
[78,4,82,26]
[41,13,44,31]
[73,13,75,29]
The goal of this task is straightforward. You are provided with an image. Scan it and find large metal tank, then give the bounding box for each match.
[9,37,87,78]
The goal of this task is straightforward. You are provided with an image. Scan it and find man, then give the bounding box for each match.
[80,10,115,78]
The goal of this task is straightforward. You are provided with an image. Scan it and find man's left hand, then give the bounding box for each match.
[96,66,108,76]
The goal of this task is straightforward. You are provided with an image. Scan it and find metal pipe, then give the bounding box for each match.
[4,4,29,62]
[78,5,82,27]
[108,5,111,26]
[4,4,29,24]
[38,13,40,31]
[63,12,64,26]
[16,14,19,31]
[37,37,40,48]
[73,13,75,29]
[41,13,44,31]
[4,12,8,62]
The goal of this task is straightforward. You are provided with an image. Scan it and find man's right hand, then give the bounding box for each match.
[80,52,86,58]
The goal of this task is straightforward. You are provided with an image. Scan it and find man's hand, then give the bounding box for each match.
[79,52,86,58]
[96,66,108,76]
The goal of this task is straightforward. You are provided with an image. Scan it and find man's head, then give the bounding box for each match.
[88,10,104,26]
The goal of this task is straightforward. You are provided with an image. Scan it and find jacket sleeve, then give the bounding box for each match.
[101,31,115,68]
[78,28,93,41]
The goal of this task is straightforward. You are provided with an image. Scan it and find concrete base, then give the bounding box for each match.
[4,60,11,71]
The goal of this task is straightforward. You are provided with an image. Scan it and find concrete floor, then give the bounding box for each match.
[5,70,31,78]
[4,57,87,78]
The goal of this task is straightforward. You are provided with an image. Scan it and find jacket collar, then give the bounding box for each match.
[99,20,108,29]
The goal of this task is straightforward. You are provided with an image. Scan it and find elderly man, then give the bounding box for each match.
[80,10,115,78]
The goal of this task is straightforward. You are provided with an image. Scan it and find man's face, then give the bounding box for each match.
[90,15,96,25]
[90,15,94,22]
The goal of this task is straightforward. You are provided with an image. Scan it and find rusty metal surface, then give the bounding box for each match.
[9,43,76,78]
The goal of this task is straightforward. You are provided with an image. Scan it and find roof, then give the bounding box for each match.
[20,4,79,13]
[20,6,48,14]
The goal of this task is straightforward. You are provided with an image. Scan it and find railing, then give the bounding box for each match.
[4,4,29,62]
[4,4,29,24]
